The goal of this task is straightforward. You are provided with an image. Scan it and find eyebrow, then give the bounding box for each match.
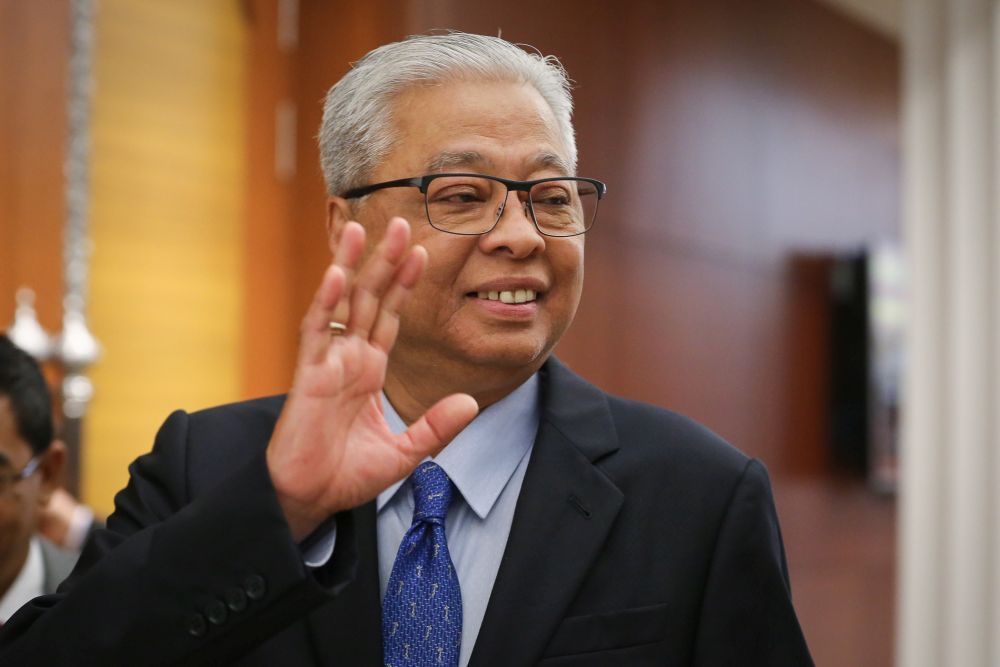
[534,151,574,175]
[426,151,489,173]
[424,150,573,176]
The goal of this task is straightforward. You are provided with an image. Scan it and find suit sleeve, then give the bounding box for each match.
[0,409,358,666]
[692,459,814,666]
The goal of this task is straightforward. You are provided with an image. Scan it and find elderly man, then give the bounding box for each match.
[0,32,811,665]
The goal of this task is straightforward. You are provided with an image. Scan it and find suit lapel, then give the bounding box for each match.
[469,358,624,666]
[305,501,383,666]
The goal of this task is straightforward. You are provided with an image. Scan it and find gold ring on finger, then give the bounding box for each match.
[328,321,347,337]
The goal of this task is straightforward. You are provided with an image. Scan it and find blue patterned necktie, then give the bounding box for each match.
[383,461,462,667]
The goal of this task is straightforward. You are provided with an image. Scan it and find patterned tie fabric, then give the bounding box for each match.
[383,461,462,667]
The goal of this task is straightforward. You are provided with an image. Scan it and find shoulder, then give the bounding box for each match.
[151,395,287,452]
[541,357,753,496]
[182,394,287,434]
[601,393,755,505]
[606,393,749,474]
[133,395,287,493]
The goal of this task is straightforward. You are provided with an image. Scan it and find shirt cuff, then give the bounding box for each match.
[300,518,337,568]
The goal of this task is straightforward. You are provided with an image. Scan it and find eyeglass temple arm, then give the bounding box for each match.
[341,177,424,199]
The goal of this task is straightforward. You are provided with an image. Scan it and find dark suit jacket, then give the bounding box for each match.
[0,357,812,665]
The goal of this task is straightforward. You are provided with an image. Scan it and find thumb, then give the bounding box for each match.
[400,393,479,463]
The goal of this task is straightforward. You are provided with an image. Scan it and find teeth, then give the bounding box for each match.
[476,289,537,304]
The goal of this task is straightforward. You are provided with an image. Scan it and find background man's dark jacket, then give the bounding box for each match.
[0,358,812,665]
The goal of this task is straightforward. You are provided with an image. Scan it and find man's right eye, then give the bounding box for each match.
[433,189,485,204]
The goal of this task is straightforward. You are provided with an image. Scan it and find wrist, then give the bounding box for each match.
[266,447,327,542]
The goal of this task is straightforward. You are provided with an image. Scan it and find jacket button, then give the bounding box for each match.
[243,574,266,601]
[205,599,228,626]
[225,586,248,612]
[186,613,208,638]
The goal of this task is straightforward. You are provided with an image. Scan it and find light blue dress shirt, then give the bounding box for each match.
[378,374,539,667]
[302,375,539,665]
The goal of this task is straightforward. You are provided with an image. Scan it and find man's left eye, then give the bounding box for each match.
[444,193,484,203]
[534,193,571,205]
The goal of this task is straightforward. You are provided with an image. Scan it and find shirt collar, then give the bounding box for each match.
[0,537,45,623]
[377,373,540,519]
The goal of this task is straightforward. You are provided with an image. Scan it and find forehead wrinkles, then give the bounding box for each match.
[425,150,572,175]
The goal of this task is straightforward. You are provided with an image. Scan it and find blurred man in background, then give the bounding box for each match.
[0,335,78,624]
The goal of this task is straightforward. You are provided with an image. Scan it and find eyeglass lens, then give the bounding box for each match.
[424,176,599,236]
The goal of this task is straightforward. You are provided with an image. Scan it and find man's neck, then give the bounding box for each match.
[384,359,544,425]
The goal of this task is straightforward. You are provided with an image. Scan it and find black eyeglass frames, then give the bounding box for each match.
[342,173,607,238]
[0,455,40,495]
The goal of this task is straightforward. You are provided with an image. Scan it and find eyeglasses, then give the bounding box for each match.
[342,173,607,238]
[0,455,40,495]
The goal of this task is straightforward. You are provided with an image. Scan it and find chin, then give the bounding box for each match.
[452,335,553,370]
[394,319,563,377]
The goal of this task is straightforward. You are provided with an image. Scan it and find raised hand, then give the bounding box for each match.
[265,217,479,541]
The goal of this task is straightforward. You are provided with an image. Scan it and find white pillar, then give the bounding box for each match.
[897,1,999,666]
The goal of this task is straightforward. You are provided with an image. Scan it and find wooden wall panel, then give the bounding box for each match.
[82,0,247,513]
[241,0,298,398]
[290,0,410,337]
[0,0,68,332]
[242,0,412,397]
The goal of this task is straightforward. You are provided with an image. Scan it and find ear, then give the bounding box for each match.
[326,196,354,256]
[36,439,67,505]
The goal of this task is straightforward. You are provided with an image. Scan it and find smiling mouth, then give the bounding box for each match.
[470,289,539,304]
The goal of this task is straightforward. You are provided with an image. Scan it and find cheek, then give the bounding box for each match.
[397,256,462,334]
[0,503,15,527]
[414,238,474,297]
[553,243,585,298]
[0,498,29,539]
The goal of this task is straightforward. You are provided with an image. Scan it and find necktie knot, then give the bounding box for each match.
[411,461,453,522]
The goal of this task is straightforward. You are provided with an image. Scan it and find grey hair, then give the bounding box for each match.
[318,31,577,197]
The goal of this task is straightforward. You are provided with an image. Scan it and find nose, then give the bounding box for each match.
[478,192,546,258]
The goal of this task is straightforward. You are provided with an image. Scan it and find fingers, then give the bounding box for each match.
[329,222,366,327]
[369,245,427,351]
[401,394,479,462]
[347,217,413,339]
[299,263,347,363]
[299,216,423,365]
[299,220,366,363]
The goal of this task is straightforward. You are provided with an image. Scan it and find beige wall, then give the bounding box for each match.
[83,0,247,513]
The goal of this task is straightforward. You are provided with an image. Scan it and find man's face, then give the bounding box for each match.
[0,397,45,574]
[331,80,585,383]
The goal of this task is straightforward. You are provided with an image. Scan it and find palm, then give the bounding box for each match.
[289,338,397,507]
[267,219,477,540]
